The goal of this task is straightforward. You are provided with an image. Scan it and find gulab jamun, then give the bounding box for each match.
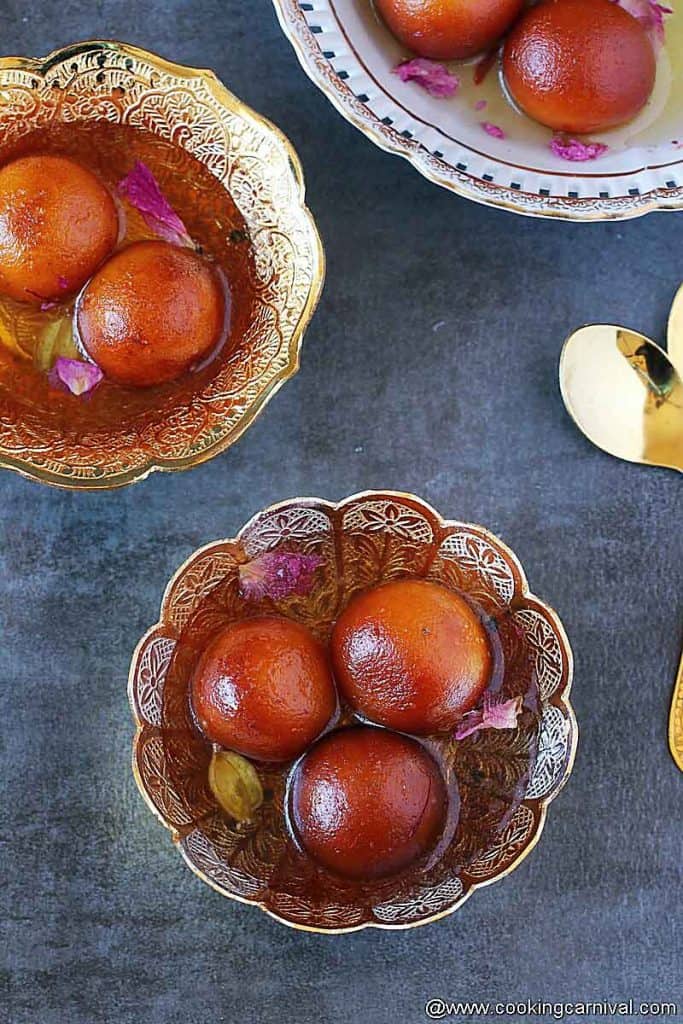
[289,726,447,879]
[77,239,226,387]
[331,578,492,734]
[190,616,336,763]
[0,155,118,306]
[503,0,657,134]
[375,0,525,61]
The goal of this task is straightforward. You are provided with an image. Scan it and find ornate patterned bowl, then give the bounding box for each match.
[129,491,577,932]
[0,41,323,488]
[272,0,683,221]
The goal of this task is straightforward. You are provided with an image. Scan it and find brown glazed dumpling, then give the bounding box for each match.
[503,0,657,133]
[190,615,337,763]
[77,239,226,386]
[375,0,525,60]
[331,578,492,734]
[0,155,118,305]
[289,726,447,879]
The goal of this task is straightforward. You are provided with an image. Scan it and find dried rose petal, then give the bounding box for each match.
[455,694,523,741]
[393,58,460,98]
[481,121,506,140]
[615,0,672,49]
[239,551,324,601]
[118,161,193,248]
[550,136,609,161]
[48,356,103,397]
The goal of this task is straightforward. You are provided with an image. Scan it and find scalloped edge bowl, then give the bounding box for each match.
[0,40,324,489]
[129,491,578,932]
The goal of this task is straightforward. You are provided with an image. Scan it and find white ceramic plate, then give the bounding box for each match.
[272,0,683,220]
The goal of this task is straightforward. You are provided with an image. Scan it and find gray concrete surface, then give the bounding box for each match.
[1,2,681,1022]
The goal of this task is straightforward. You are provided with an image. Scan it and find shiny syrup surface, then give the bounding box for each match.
[0,120,256,432]
[164,581,539,901]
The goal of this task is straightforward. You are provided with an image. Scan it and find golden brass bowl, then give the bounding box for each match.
[0,41,324,489]
[129,492,577,932]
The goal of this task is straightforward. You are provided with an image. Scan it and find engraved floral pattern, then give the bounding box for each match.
[465,804,536,881]
[0,42,322,488]
[241,506,334,556]
[373,877,465,924]
[433,529,519,615]
[514,608,566,701]
[525,705,573,801]
[131,633,177,727]
[129,492,577,932]
[135,731,195,828]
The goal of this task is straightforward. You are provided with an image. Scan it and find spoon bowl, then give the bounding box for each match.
[559,324,683,474]
[667,283,683,374]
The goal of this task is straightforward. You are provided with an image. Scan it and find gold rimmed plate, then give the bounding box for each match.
[129,491,577,932]
[272,0,683,221]
[0,40,324,489]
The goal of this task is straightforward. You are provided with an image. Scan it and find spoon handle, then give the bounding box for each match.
[669,642,683,772]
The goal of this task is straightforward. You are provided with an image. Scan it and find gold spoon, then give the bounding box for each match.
[667,282,683,374]
[670,655,683,773]
[559,316,683,772]
[666,287,683,772]
[560,324,683,472]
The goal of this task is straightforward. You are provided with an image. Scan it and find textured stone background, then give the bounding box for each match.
[1,3,682,1022]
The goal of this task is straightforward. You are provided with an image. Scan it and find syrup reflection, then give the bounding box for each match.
[616,328,683,471]
[560,322,683,474]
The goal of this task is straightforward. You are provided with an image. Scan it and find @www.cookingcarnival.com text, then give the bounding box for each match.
[424,999,679,1020]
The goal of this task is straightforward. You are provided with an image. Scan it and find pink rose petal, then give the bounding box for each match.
[118,161,193,248]
[48,356,103,397]
[474,99,488,112]
[455,694,523,741]
[239,551,324,601]
[481,121,506,140]
[393,58,459,98]
[550,136,609,161]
